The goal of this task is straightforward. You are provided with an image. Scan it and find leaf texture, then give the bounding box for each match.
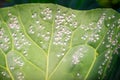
[0,3,120,80]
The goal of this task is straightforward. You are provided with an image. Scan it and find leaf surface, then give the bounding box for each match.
[0,3,120,80]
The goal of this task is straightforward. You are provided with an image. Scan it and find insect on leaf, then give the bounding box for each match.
[0,3,120,80]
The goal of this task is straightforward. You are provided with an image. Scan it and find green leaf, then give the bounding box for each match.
[0,3,120,80]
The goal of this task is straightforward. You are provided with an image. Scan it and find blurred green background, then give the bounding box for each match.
[0,0,120,80]
[0,0,120,12]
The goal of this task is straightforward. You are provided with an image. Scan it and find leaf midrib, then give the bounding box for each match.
[45,7,56,80]
[48,23,80,79]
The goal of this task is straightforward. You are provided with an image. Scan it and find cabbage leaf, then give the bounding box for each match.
[0,3,120,80]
